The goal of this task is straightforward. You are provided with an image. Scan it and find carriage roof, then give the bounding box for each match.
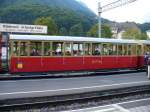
[9,34,149,44]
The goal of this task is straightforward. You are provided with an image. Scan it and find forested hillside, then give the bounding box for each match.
[0,0,149,37]
[0,0,99,36]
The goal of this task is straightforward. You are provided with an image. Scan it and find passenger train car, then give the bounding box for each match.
[0,34,150,74]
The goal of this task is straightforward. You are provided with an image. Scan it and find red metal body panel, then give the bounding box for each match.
[10,56,144,73]
[0,35,2,72]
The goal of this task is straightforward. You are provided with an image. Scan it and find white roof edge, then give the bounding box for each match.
[9,34,149,44]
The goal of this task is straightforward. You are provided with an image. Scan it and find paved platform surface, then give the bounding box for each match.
[67,98,150,112]
[0,72,150,100]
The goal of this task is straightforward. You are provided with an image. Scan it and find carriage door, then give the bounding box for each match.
[1,34,9,72]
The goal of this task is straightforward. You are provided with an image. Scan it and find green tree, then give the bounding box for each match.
[59,27,68,36]
[69,23,84,36]
[34,16,58,35]
[122,28,148,40]
[140,32,148,40]
[87,24,112,38]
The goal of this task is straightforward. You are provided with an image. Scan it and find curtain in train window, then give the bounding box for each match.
[30,42,42,56]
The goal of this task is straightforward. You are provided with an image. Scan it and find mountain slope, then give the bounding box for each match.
[0,0,98,35]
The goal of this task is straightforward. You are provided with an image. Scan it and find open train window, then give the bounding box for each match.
[102,43,109,55]
[44,42,52,56]
[20,42,28,56]
[92,43,101,56]
[137,45,142,56]
[73,43,84,56]
[127,45,131,55]
[108,44,113,55]
[65,42,72,56]
[131,44,136,55]
[30,42,42,56]
[85,43,92,55]
[123,44,127,56]
[112,44,117,55]
[118,44,123,55]
[12,41,19,56]
[144,45,150,54]
[52,42,63,56]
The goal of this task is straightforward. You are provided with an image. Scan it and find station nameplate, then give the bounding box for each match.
[0,23,47,34]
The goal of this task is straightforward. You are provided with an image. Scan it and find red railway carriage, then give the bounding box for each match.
[6,34,149,74]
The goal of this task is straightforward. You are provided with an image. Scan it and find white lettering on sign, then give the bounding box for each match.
[0,23,47,34]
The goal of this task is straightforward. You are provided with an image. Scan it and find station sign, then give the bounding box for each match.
[0,23,47,34]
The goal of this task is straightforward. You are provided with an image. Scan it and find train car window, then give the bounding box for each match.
[108,44,113,55]
[123,44,127,55]
[128,45,132,55]
[92,43,101,56]
[85,43,92,55]
[144,45,150,54]
[52,42,63,56]
[12,41,19,56]
[118,44,123,55]
[65,42,72,56]
[112,44,117,55]
[102,44,109,55]
[137,45,142,56]
[73,43,84,56]
[30,42,42,56]
[20,42,28,56]
[131,45,136,55]
[44,42,51,56]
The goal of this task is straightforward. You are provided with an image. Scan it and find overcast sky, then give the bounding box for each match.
[78,0,150,23]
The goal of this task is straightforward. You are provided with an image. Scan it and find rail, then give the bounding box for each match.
[0,85,150,111]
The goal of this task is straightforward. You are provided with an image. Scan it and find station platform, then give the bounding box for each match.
[0,72,150,101]
[67,98,150,112]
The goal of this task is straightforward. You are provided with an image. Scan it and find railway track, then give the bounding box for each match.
[0,85,150,112]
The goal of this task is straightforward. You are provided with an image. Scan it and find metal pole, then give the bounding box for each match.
[148,65,150,79]
[98,2,102,38]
